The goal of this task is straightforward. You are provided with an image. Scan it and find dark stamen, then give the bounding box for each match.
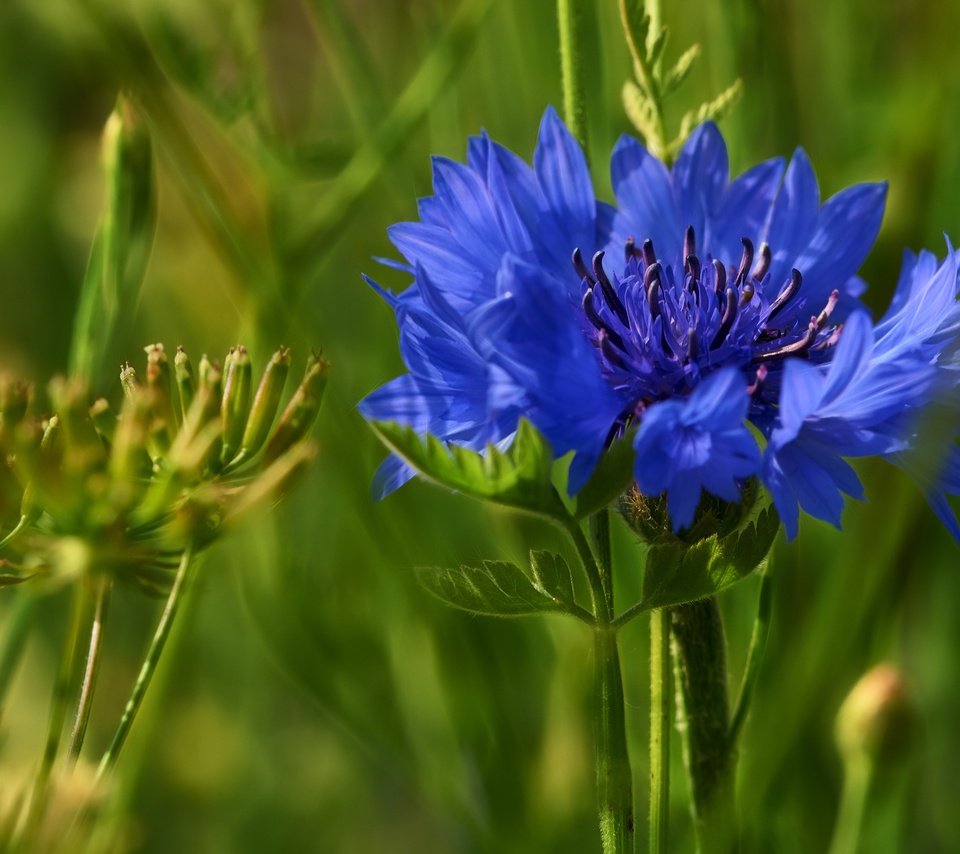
[752,242,772,282]
[740,281,755,306]
[767,269,803,321]
[582,290,627,351]
[711,287,739,349]
[735,237,755,286]
[641,238,657,268]
[572,248,594,284]
[687,329,699,360]
[625,236,637,263]
[712,259,727,296]
[684,225,696,261]
[592,251,630,326]
[685,254,702,287]
[753,316,819,362]
[598,329,630,371]
[644,262,663,320]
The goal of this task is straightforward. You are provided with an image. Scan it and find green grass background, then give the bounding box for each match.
[1,0,959,851]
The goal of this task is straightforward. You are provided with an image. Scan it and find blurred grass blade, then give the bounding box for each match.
[70,95,156,387]
[289,0,494,263]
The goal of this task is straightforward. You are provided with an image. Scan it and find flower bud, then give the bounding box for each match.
[262,351,329,464]
[109,390,154,501]
[174,346,196,419]
[220,345,252,465]
[198,355,224,473]
[89,398,115,444]
[120,363,140,401]
[144,343,178,451]
[835,664,915,767]
[238,347,291,462]
[48,377,107,474]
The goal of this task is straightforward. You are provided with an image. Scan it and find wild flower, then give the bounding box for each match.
[360,108,960,536]
[0,344,327,591]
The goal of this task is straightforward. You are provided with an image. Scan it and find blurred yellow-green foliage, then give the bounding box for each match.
[2,0,960,851]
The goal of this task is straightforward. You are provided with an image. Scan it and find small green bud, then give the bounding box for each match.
[144,343,178,450]
[238,347,291,462]
[262,351,329,464]
[197,356,224,473]
[174,346,196,419]
[48,377,107,473]
[835,664,915,768]
[220,345,252,465]
[120,363,140,401]
[108,391,154,508]
[89,398,116,444]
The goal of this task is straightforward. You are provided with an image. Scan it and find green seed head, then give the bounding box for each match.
[220,345,252,465]
[239,347,291,462]
[262,351,329,464]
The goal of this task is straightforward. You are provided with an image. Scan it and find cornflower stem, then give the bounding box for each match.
[729,567,772,745]
[96,545,195,781]
[557,0,590,157]
[67,576,112,763]
[671,597,737,854]
[649,607,671,854]
[20,583,90,843]
[569,513,633,854]
[0,595,37,715]
[828,755,873,854]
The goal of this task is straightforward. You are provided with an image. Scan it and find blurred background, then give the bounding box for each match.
[1,0,959,850]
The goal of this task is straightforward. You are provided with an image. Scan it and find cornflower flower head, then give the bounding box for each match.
[361,108,960,538]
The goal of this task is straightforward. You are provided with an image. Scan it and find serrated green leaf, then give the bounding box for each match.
[370,418,569,520]
[648,26,668,68]
[619,1,650,69]
[575,432,636,519]
[675,78,744,154]
[622,80,663,155]
[639,504,780,611]
[416,559,588,620]
[662,43,701,96]
[529,550,577,609]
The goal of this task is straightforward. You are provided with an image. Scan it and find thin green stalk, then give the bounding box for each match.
[828,756,873,854]
[595,627,632,854]
[0,595,37,715]
[19,584,90,843]
[568,513,633,854]
[557,0,589,155]
[96,546,195,780]
[671,597,737,854]
[729,568,772,745]
[649,607,671,854]
[67,577,112,763]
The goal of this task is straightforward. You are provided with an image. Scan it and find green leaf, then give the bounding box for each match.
[674,78,744,155]
[574,432,636,519]
[370,419,569,520]
[647,26,668,68]
[0,574,32,588]
[639,503,780,611]
[528,550,577,609]
[662,43,701,96]
[622,80,662,154]
[416,558,589,621]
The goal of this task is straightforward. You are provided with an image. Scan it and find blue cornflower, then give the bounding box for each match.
[361,107,960,537]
